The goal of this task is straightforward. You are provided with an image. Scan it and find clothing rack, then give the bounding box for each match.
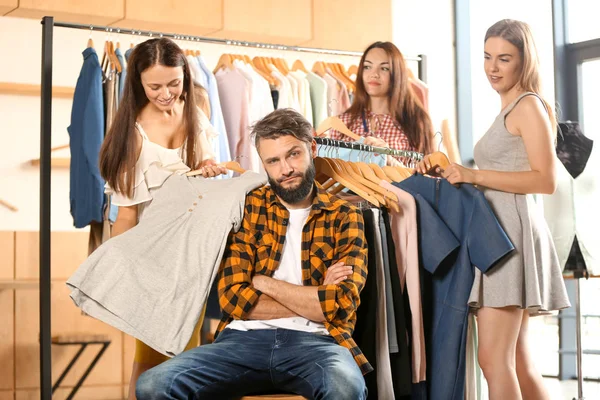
[37,16,427,398]
[314,136,424,161]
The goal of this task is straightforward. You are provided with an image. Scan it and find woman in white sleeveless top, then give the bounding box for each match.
[99,37,226,399]
[418,20,569,400]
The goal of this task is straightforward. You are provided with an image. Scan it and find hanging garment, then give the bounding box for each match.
[322,73,343,116]
[381,181,427,383]
[543,121,599,276]
[198,56,231,165]
[353,209,382,399]
[115,47,126,100]
[270,67,293,110]
[363,209,395,400]
[234,60,274,173]
[67,172,266,356]
[468,92,571,312]
[68,47,106,229]
[379,210,412,398]
[306,71,328,127]
[397,175,514,400]
[289,70,313,125]
[216,68,251,171]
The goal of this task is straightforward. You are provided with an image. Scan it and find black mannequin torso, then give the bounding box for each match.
[556,121,593,179]
[555,121,594,276]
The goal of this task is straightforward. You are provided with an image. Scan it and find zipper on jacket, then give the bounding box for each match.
[435,178,441,210]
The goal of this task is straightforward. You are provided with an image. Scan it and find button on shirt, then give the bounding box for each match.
[217,183,372,374]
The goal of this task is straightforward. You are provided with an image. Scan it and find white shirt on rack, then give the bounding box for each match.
[227,205,329,335]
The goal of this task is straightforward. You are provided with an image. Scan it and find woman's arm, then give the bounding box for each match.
[419,96,557,195]
[111,205,138,238]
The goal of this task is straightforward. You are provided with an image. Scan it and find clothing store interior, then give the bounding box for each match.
[0,1,599,399]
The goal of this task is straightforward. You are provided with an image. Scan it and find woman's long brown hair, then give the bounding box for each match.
[345,41,434,154]
[99,38,199,198]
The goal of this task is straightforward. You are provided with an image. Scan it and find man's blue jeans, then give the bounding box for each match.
[136,328,367,399]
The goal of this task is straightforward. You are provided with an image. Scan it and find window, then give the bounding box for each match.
[567,0,600,43]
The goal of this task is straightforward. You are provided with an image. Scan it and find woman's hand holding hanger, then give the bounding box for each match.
[196,159,228,178]
[416,154,478,185]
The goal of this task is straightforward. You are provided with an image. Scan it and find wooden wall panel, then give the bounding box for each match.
[302,0,393,52]
[15,284,123,389]
[0,231,14,280]
[0,290,14,390]
[114,0,222,36]
[0,0,17,16]
[0,391,14,400]
[7,0,124,25]
[207,0,312,45]
[15,231,88,280]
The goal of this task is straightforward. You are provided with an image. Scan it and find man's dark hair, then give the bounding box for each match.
[251,108,314,150]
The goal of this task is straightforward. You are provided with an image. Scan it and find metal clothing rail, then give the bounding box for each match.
[314,136,424,161]
[49,20,428,81]
[38,16,427,398]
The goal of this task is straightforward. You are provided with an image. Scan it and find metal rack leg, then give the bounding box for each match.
[573,278,584,400]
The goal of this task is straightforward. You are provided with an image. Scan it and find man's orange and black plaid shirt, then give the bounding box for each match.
[216,183,373,375]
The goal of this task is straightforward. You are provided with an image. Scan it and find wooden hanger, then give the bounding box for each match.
[109,41,122,73]
[312,61,327,78]
[341,160,399,208]
[425,151,451,174]
[368,163,392,182]
[87,36,94,49]
[213,53,234,74]
[382,166,407,183]
[0,198,18,212]
[292,60,308,73]
[327,157,388,206]
[347,65,358,77]
[326,64,353,92]
[315,117,361,141]
[333,63,355,91]
[315,157,380,207]
[186,161,245,177]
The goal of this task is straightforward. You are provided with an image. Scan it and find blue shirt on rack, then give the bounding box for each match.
[396,175,514,400]
[68,48,106,228]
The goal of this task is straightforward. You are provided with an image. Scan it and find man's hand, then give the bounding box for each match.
[323,262,353,285]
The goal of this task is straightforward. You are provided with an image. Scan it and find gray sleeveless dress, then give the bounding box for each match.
[468,92,570,314]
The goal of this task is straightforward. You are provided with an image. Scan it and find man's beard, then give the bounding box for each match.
[268,162,316,205]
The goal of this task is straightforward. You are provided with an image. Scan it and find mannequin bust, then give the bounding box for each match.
[556,121,594,276]
[556,121,593,179]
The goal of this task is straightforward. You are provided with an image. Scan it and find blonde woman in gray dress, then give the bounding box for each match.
[418,19,569,400]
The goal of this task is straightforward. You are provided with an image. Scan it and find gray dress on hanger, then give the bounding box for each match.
[468,92,570,314]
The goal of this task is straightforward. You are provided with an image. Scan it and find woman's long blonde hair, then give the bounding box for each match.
[485,19,557,136]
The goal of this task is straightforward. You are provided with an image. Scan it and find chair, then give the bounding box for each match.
[51,333,111,400]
